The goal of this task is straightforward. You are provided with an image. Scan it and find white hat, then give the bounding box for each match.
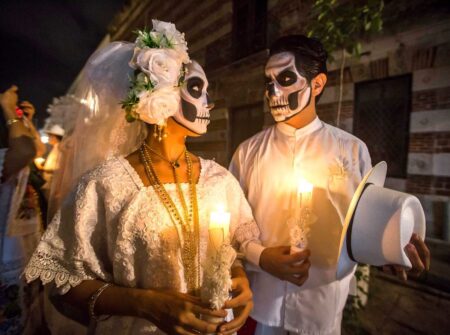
[336,161,426,279]
[45,124,65,137]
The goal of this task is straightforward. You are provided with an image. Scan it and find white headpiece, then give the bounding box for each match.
[124,20,190,125]
[49,20,192,217]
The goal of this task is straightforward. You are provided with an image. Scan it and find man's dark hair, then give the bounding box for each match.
[269,35,328,101]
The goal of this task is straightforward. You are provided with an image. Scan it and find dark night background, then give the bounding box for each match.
[0,0,125,127]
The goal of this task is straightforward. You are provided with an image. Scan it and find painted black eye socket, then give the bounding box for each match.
[187,77,204,99]
[276,70,297,87]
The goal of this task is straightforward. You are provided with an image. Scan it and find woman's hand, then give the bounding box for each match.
[219,266,253,335]
[137,289,227,335]
[1,85,19,117]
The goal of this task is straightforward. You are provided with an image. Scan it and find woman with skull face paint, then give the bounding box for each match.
[230,35,430,335]
[23,21,259,335]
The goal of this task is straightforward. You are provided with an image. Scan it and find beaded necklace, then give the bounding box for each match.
[139,144,200,293]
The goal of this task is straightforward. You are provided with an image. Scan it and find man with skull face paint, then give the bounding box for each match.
[230,35,430,335]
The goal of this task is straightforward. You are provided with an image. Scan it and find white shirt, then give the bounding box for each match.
[230,117,372,334]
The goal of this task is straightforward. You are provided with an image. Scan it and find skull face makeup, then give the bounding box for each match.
[173,61,214,135]
[265,52,312,122]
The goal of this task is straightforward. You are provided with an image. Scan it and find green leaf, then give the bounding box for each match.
[354,42,362,56]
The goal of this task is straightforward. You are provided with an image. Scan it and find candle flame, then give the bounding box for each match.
[297,178,313,193]
[40,134,49,144]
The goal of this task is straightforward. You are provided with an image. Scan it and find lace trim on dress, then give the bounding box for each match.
[24,251,93,294]
[232,219,260,247]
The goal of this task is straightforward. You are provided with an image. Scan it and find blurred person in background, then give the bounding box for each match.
[0,85,46,335]
[40,124,65,200]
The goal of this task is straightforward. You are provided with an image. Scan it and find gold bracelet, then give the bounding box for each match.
[6,118,21,127]
[88,282,112,322]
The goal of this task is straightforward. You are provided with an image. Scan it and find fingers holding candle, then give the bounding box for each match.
[260,246,311,286]
[223,268,252,309]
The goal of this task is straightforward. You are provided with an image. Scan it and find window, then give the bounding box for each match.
[232,0,267,60]
[354,75,412,178]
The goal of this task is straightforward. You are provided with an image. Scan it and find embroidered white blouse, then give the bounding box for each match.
[25,156,261,334]
[230,117,372,334]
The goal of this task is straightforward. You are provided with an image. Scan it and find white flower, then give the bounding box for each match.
[133,48,182,88]
[200,244,236,310]
[136,86,180,125]
[46,94,82,134]
[152,19,190,63]
[129,47,141,69]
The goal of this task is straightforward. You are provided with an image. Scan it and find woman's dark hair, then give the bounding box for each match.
[269,35,328,102]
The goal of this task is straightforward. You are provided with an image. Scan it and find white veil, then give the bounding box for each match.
[48,42,147,219]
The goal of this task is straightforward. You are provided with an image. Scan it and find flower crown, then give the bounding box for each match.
[122,20,190,125]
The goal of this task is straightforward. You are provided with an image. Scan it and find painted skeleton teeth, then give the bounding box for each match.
[195,109,210,123]
[270,97,289,108]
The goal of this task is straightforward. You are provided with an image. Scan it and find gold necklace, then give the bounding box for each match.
[144,143,185,169]
[139,145,200,293]
[143,143,191,234]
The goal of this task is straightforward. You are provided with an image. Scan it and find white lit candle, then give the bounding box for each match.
[296,177,313,219]
[291,177,314,255]
[209,204,231,251]
[202,204,234,319]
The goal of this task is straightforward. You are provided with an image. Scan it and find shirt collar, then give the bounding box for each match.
[276,116,323,139]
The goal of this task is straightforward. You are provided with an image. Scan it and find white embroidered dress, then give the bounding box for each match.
[25,156,260,334]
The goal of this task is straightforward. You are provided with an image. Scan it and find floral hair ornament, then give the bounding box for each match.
[122,20,190,140]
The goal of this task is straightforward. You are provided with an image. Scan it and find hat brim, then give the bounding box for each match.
[46,131,64,136]
[337,161,387,264]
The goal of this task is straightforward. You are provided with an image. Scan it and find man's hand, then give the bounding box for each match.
[383,233,430,281]
[220,267,253,335]
[259,246,311,286]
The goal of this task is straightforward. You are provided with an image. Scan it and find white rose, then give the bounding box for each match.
[152,19,190,64]
[135,48,182,87]
[152,20,179,42]
[137,86,180,125]
[129,46,141,69]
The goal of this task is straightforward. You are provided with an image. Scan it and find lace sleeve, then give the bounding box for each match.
[24,174,111,294]
[225,172,261,258]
